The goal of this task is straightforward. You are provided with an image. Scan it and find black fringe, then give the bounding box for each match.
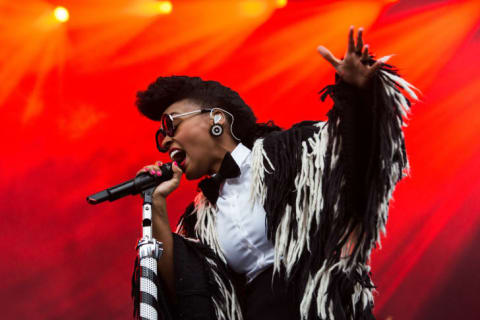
[171,59,412,319]
[180,236,242,319]
[262,121,320,243]
[176,202,197,238]
[323,266,376,320]
[260,60,411,319]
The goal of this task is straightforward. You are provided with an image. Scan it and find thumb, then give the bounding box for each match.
[172,162,183,179]
[317,45,341,68]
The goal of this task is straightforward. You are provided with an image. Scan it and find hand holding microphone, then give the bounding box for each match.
[137,161,183,200]
[86,161,183,205]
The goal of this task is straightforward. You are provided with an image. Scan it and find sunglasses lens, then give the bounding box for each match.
[156,129,168,153]
[162,114,174,136]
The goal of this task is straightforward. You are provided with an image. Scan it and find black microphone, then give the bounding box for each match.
[86,163,174,205]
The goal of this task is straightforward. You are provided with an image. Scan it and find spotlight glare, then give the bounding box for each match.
[157,1,173,14]
[238,0,267,18]
[276,0,287,8]
[53,6,69,22]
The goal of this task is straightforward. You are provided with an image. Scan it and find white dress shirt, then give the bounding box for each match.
[215,143,275,283]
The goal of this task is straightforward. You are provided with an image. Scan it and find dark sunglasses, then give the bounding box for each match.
[156,108,212,153]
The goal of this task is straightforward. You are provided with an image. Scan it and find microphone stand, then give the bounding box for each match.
[86,166,175,318]
[133,187,163,320]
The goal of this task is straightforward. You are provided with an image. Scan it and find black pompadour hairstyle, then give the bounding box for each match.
[135,75,281,148]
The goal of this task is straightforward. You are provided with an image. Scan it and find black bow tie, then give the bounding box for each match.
[198,152,241,204]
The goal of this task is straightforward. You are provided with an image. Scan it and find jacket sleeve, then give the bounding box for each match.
[318,63,417,266]
[257,60,418,320]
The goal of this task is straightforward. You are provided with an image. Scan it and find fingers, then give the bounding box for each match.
[362,44,369,62]
[356,28,364,54]
[317,45,341,68]
[347,25,355,53]
[137,166,152,176]
[137,162,163,176]
[172,162,183,178]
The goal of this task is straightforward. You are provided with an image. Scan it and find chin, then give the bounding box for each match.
[184,169,203,181]
[184,164,208,181]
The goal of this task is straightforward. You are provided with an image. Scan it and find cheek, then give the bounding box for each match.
[180,125,212,157]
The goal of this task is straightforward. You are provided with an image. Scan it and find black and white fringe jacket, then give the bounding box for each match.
[154,60,418,320]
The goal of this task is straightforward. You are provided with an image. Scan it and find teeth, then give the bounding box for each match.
[170,149,180,160]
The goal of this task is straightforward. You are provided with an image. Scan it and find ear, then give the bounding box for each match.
[210,110,227,125]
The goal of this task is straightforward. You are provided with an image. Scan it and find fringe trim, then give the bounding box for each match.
[181,237,244,320]
[178,58,418,319]
[250,138,274,205]
[175,217,185,234]
[250,56,418,319]
[271,122,331,278]
[175,204,194,236]
[192,193,227,264]
[185,194,243,319]
[299,261,375,320]
[373,57,419,250]
[205,256,244,320]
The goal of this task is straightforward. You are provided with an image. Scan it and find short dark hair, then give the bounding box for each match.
[136,75,281,148]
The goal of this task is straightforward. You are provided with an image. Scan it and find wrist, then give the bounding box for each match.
[152,191,167,205]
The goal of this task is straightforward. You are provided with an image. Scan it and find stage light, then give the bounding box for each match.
[53,6,69,23]
[238,0,267,18]
[157,1,173,14]
[276,0,287,8]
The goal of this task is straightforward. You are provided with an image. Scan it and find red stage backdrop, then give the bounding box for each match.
[1,0,479,319]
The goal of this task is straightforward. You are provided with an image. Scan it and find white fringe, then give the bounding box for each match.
[175,209,194,235]
[180,236,244,320]
[192,193,227,264]
[249,123,332,279]
[253,67,416,319]
[330,118,342,167]
[379,58,420,127]
[204,256,244,320]
[374,64,419,251]
[183,66,416,319]
[377,54,394,64]
[250,138,274,205]
[300,261,374,320]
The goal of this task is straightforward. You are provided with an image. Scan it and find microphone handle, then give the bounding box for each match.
[86,163,174,205]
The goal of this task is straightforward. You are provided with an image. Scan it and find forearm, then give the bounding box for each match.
[341,81,375,216]
[152,198,176,303]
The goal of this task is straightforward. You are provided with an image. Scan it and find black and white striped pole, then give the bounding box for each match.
[135,187,163,320]
[86,164,175,319]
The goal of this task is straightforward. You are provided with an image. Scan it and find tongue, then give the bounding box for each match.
[173,150,186,164]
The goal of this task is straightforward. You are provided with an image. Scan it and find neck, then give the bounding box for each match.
[209,139,239,175]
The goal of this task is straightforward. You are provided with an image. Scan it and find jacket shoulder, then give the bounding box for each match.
[260,120,326,155]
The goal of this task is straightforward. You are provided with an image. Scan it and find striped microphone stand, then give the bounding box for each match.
[135,187,163,320]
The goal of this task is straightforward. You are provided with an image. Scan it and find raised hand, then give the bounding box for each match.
[317,26,382,88]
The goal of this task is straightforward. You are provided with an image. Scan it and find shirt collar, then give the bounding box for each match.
[230,143,250,168]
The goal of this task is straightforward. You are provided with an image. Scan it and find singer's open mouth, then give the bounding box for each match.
[169,148,186,170]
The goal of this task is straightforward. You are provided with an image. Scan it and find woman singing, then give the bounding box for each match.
[132,26,417,320]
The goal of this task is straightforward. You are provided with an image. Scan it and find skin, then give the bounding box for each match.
[136,26,380,302]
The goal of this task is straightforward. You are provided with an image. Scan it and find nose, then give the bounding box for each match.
[161,135,173,151]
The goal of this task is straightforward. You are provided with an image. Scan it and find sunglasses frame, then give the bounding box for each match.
[155,108,212,152]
